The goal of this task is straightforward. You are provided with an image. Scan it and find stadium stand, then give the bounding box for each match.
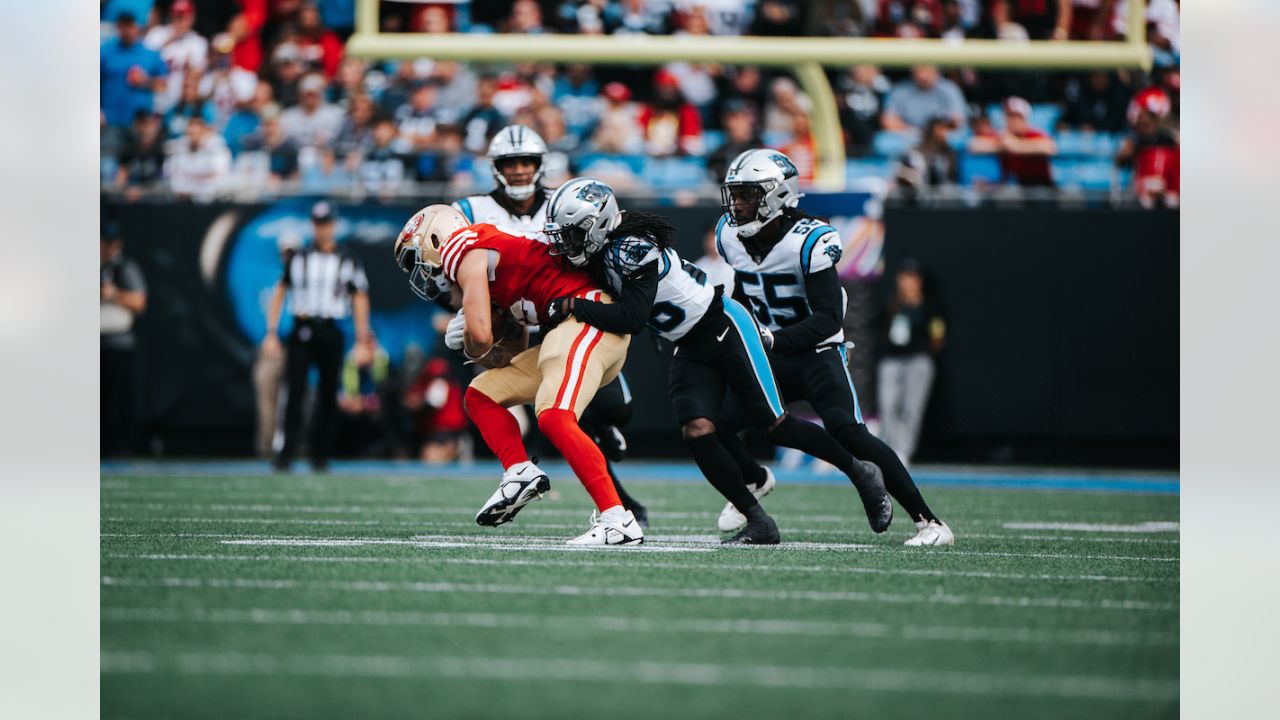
[100,1,1178,201]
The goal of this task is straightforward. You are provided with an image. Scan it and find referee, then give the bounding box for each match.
[263,201,372,471]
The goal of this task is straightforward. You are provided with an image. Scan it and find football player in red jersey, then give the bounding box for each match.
[396,205,643,546]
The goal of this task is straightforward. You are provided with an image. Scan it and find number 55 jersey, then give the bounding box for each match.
[714,214,846,347]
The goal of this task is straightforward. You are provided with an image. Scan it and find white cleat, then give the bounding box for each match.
[904,519,955,547]
[566,507,645,547]
[717,468,777,533]
[474,460,551,527]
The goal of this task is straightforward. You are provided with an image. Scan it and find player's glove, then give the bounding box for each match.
[758,325,775,350]
[544,296,575,328]
[445,309,466,351]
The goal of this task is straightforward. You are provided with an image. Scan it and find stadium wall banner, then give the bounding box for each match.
[105,199,1176,464]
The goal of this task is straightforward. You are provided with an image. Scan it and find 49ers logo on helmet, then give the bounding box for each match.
[401,212,424,242]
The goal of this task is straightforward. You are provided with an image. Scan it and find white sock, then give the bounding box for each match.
[599,505,628,522]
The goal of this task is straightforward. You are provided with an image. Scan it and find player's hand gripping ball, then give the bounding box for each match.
[465,304,525,369]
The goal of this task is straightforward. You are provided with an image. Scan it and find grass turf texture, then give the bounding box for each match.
[101,469,1178,719]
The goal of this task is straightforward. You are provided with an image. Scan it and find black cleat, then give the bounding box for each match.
[852,460,893,533]
[721,514,781,545]
[475,460,552,527]
[630,503,649,530]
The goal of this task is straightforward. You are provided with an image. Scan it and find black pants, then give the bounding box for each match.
[669,296,785,430]
[767,344,864,431]
[101,345,135,457]
[279,318,344,466]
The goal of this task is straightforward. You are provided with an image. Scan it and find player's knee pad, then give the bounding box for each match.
[681,417,716,440]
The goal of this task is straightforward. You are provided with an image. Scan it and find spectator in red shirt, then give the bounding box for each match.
[1116,87,1179,208]
[638,69,705,157]
[404,354,470,464]
[226,1,268,73]
[297,2,344,78]
[969,96,1057,186]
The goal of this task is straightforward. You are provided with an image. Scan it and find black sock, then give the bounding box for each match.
[766,415,858,477]
[686,433,759,515]
[716,427,768,487]
[607,460,643,512]
[743,503,770,524]
[837,424,938,523]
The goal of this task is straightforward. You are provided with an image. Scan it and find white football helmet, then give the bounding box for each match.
[721,148,804,237]
[545,177,623,267]
[487,124,548,201]
[395,204,467,300]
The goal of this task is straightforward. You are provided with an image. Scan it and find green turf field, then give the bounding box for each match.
[101,468,1178,719]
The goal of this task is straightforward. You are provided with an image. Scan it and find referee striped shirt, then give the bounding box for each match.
[282,249,369,319]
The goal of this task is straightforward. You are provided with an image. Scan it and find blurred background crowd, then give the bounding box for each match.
[101,0,1181,206]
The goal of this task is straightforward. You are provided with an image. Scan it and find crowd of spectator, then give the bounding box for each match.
[101,0,1180,203]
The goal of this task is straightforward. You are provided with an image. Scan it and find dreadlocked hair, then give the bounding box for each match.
[608,211,677,249]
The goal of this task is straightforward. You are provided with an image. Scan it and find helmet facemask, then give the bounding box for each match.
[493,155,543,202]
[721,181,773,237]
[408,264,450,301]
[546,222,592,267]
[396,235,450,301]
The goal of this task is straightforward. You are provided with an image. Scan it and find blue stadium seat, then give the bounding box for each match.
[844,157,894,182]
[575,153,645,177]
[702,130,725,149]
[1056,130,1121,159]
[762,131,790,147]
[959,153,1002,185]
[1032,104,1062,133]
[643,157,709,190]
[872,131,914,158]
[1052,158,1118,191]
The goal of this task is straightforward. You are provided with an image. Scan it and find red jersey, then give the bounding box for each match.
[439,224,600,325]
[1000,129,1055,187]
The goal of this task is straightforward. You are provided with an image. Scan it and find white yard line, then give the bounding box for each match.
[102,552,1176,584]
[101,502,1183,540]
[99,520,1179,562]
[100,607,1177,648]
[99,576,1176,612]
[1003,521,1179,533]
[98,650,1178,703]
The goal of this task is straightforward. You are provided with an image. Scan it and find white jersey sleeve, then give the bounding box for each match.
[802,225,843,275]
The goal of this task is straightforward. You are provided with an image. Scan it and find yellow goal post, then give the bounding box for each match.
[346,0,1151,191]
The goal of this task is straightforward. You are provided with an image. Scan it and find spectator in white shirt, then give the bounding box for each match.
[165,115,232,202]
[279,73,344,148]
[144,0,208,113]
[199,33,258,130]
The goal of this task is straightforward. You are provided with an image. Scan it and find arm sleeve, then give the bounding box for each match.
[771,267,844,354]
[570,261,658,335]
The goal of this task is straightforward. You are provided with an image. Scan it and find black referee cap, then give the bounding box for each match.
[311,201,338,223]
